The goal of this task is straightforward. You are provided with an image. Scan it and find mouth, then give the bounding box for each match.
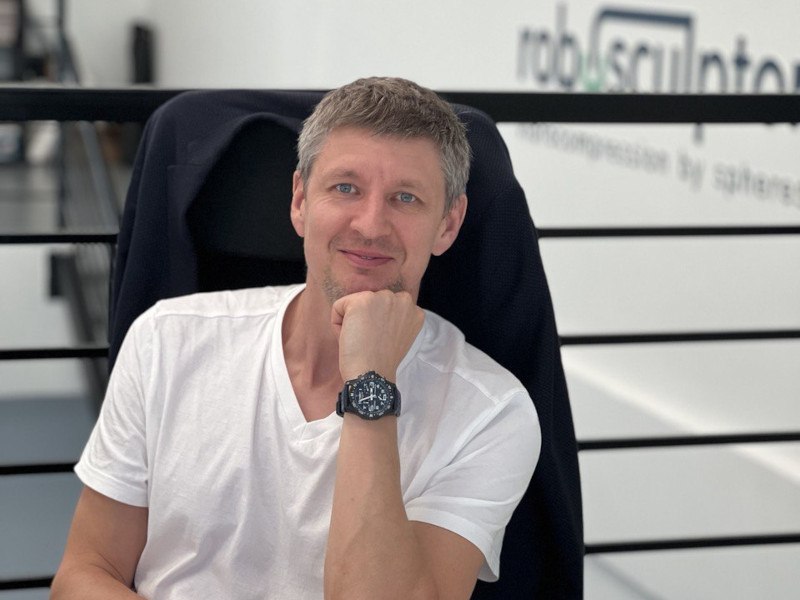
[340,249,393,268]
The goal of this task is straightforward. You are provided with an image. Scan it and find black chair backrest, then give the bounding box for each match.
[111,90,583,598]
[188,119,305,292]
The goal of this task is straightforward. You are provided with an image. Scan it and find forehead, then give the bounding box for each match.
[312,126,444,190]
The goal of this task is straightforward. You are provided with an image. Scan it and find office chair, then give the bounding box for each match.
[109,89,583,598]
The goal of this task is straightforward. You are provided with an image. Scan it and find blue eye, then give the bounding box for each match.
[336,183,354,194]
[398,192,416,203]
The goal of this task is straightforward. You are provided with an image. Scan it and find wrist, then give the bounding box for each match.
[337,371,401,420]
[342,365,396,382]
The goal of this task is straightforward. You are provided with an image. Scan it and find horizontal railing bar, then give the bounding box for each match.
[0,576,52,591]
[561,330,800,345]
[578,432,800,451]
[4,227,798,244]
[0,87,184,121]
[441,91,800,124]
[0,231,117,244]
[0,345,108,360]
[537,226,800,238]
[1,88,798,124]
[4,536,800,589]
[4,333,796,361]
[585,532,800,554]
[6,532,800,588]
[0,463,75,476]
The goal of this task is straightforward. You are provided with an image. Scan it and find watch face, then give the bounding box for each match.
[351,377,394,419]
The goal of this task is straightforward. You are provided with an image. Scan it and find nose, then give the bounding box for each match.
[350,192,392,240]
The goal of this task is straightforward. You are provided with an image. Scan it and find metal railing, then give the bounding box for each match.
[0,88,798,590]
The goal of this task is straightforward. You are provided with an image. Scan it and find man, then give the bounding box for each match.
[51,77,540,599]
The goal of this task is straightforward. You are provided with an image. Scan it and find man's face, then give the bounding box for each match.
[290,126,466,305]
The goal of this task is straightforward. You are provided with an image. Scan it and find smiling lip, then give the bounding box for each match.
[340,249,393,268]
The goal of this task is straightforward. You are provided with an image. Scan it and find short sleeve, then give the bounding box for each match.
[74,312,152,507]
[405,391,540,581]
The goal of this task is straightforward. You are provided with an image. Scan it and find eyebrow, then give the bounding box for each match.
[324,169,360,180]
[395,179,426,191]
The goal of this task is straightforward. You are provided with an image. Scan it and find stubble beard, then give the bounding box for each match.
[321,265,406,305]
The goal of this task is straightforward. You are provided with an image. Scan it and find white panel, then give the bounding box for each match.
[500,123,800,227]
[589,546,800,600]
[565,342,800,436]
[581,445,800,543]
[540,237,800,333]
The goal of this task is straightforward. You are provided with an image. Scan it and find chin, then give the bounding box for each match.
[322,270,406,303]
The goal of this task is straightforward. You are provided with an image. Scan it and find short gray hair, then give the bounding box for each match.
[297,77,471,212]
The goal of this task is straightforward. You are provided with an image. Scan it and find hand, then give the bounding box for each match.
[331,290,424,382]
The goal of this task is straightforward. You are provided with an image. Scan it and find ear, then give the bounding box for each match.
[432,194,467,256]
[290,170,306,238]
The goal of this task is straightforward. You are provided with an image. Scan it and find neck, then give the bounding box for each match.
[282,287,342,393]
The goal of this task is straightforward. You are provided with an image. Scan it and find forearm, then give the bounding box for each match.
[51,487,148,600]
[324,415,437,600]
[50,563,146,600]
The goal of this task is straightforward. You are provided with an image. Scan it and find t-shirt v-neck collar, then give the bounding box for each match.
[269,284,341,440]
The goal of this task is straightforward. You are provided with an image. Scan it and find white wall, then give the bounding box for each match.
[64,0,151,85]
[149,0,530,89]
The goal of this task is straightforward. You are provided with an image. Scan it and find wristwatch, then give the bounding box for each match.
[337,371,401,420]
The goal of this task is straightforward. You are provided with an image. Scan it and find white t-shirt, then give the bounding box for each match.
[76,284,540,600]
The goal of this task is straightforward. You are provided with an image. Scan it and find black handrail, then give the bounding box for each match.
[579,431,800,451]
[3,526,799,590]
[585,532,800,554]
[0,345,108,360]
[5,226,800,246]
[561,330,800,345]
[0,576,52,591]
[2,329,797,363]
[441,91,800,124]
[0,232,117,244]
[4,531,800,589]
[0,463,74,476]
[537,226,800,238]
[1,88,799,124]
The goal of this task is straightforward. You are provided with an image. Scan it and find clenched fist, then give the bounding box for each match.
[331,290,424,382]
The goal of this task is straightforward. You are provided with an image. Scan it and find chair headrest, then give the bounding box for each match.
[188,118,304,262]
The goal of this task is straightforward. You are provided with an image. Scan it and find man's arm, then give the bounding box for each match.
[51,486,148,599]
[325,415,484,600]
[325,291,485,600]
